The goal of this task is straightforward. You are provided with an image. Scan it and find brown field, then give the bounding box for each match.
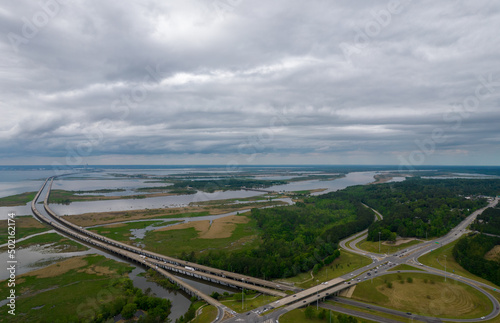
[65,200,283,227]
[22,256,88,278]
[200,215,250,239]
[485,245,500,262]
[155,214,250,239]
[0,216,45,229]
[20,256,118,280]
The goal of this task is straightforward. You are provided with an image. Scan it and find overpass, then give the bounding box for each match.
[223,277,351,322]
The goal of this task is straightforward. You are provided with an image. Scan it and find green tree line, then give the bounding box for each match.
[192,193,374,278]
[453,234,500,286]
[471,206,500,235]
[337,178,498,241]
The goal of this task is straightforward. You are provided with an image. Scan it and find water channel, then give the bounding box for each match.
[0,168,394,320]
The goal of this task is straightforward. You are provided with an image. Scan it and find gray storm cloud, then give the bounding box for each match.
[1,0,499,165]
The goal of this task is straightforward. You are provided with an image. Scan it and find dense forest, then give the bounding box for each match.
[471,205,500,235]
[339,178,499,241]
[453,234,500,286]
[192,193,374,278]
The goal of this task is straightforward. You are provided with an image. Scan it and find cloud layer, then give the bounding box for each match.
[1,0,499,166]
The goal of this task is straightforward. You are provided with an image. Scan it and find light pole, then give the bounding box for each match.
[444,255,447,282]
[378,231,381,253]
[316,279,319,310]
[242,278,245,310]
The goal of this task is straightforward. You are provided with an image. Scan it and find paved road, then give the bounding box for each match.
[320,302,411,323]
[333,197,500,323]
[339,204,386,260]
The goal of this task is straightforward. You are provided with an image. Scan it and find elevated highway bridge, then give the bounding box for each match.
[31,176,291,319]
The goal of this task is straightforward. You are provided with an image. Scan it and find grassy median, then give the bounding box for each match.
[351,272,492,319]
[356,238,422,255]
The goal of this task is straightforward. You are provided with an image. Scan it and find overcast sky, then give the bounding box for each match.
[1,0,499,166]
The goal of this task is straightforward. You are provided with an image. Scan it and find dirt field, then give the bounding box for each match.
[155,214,250,239]
[485,245,500,261]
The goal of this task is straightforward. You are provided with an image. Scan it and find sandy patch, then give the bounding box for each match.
[371,175,393,184]
[23,256,88,278]
[485,245,500,261]
[382,237,417,246]
[154,215,250,239]
[199,215,250,239]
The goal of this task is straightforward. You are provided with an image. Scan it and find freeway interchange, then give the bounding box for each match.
[31,176,500,323]
[225,197,500,323]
